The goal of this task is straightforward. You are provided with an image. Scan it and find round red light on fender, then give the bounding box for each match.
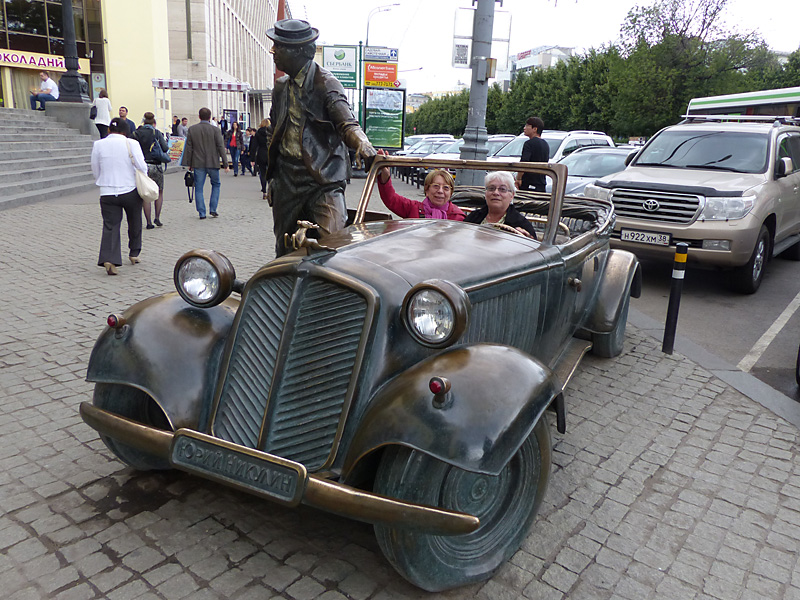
[429,378,443,394]
[107,315,118,328]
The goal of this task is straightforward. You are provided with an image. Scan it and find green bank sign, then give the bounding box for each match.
[322,46,357,89]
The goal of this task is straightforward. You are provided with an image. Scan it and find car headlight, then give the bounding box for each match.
[174,250,236,308]
[699,194,756,221]
[584,183,611,201]
[403,280,470,347]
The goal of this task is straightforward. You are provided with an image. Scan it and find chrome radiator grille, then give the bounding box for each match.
[611,189,701,223]
[214,275,368,471]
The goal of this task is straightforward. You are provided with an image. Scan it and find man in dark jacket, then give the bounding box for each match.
[266,19,376,257]
[180,107,229,219]
[517,116,549,192]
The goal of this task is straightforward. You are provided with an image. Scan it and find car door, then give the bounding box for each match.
[774,132,800,239]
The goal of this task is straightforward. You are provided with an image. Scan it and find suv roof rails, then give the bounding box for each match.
[680,114,800,126]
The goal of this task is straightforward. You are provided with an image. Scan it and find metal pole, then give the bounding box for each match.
[456,0,496,185]
[662,243,688,354]
[57,0,90,102]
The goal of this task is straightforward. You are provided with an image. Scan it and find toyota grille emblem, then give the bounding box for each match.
[643,199,660,212]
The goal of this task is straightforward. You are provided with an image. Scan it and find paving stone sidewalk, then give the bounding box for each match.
[1,172,799,599]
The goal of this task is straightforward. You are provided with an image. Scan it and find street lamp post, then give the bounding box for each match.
[366,3,399,47]
[57,0,90,102]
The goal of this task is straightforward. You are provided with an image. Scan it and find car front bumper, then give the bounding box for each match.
[610,215,762,268]
[80,402,480,536]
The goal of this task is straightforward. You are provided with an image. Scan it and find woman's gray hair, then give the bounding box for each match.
[485,171,516,196]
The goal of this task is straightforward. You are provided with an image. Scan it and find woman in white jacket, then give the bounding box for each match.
[92,88,113,138]
[90,118,148,275]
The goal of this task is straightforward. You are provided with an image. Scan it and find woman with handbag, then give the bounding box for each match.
[132,112,170,229]
[91,89,113,138]
[90,118,148,275]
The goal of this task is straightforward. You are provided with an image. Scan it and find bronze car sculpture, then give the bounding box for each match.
[80,156,641,592]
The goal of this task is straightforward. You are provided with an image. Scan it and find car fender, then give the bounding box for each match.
[86,292,240,430]
[584,249,641,333]
[342,344,560,478]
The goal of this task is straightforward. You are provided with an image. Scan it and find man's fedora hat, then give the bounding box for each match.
[266,19,319,45]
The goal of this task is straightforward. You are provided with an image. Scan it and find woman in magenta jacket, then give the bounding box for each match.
[377,156,465,221]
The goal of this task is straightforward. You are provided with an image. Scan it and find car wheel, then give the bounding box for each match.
[93,383,172,471]
[730,225,770,294]
[373,418,551,592]
[591,293,630,358]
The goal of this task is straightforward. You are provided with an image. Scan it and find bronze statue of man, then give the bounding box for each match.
[266,19,376,257]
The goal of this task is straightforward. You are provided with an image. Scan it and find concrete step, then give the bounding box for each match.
[0,141,94,160]
[0,109,77,129]
[0,179,97,211]
[0,160,96,183]
[1,169,95,198]
[0,122,77,133]
[0,153,92,173]
[0,131,88,143]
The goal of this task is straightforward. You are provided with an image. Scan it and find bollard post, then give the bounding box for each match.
[662,242,688,354]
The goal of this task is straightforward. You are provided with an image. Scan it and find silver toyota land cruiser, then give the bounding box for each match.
[585,115,800,293]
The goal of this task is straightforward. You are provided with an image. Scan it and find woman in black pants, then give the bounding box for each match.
[250,118,270,200]
[90,118,148,275]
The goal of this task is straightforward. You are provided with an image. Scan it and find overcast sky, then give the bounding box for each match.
[287,0,799,94]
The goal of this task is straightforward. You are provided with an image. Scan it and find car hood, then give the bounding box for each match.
[298,219,546,289]
[598,166,765,194]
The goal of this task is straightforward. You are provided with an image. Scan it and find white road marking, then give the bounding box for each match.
[737,287,800,372]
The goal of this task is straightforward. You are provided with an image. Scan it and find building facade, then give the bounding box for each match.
[1,0,284,132]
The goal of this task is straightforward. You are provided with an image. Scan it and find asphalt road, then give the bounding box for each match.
[631,254,800,399]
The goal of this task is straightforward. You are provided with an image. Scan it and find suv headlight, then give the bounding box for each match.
[403,280,470,348]
[174,250,236,308]
[584,184,611,201]
[700,194,756,221]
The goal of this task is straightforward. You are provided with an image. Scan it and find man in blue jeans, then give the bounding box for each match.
[29,71,59,110]
[180,107,229,218]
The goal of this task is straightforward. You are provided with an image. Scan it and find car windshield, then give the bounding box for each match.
[634,130,769,173]
[493,136,560,159]
[441,139,464,153]
[560,151,630,178]
[488,137,513,155]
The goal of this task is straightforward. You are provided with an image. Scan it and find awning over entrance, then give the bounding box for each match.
[151,78,252,93]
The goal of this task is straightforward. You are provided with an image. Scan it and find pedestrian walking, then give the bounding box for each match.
[91,118,147,275]
[92,89,113,138]
[180,107,229,219]
[240,127,255,176]
[249,118,270,200]
[118,106,137,137]
[132,112,169,229]
[516,116,549,192]
[177,117,189,137]
[224,121,244,176]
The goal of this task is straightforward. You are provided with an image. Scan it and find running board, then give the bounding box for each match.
[553,338,593,390]
[773,233,800,257]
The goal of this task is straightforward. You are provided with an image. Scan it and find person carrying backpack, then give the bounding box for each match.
[133,112,170,228]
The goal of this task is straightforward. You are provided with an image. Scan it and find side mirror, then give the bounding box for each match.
[625,152,638,167]
[776,156,794,178]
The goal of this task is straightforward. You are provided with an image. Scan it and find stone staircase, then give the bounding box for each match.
[0,107,96,210]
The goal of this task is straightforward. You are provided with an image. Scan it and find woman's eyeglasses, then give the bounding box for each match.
[429,184,452,192]
[486,185,512,194]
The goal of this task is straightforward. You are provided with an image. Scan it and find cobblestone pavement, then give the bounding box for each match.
[2,171,800,599]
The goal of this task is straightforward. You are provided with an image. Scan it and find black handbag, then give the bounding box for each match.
[89,105,97,120]
[184,170,194,203]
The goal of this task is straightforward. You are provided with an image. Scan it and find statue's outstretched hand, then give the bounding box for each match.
[354,140,377,171]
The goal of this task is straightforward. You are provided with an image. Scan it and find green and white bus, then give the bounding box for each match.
[687,86,800,117]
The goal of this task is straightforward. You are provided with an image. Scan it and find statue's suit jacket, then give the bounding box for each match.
[266,61,359,185]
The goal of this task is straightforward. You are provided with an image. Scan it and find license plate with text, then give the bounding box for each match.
[620,229,671,246]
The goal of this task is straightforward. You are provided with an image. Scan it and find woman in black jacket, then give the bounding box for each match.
[465,171,537,238]
[249,118,270,200]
